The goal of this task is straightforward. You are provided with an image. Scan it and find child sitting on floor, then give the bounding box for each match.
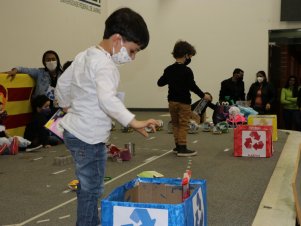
[0,102,31,155]
[24,95,62,152]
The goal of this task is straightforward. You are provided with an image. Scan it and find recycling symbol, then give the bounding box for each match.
[243,131,264,150]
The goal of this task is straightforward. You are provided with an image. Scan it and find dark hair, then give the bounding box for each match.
[32,95,49,113]
[42,50,63,73]
[257,70,266,78]
[172,40,196,58]
[103,8,149,50]
[285,75,299,97]
[233,68,243,75]
[63,61,73,72]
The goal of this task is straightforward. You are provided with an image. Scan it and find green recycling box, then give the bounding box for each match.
[101,177,207,226]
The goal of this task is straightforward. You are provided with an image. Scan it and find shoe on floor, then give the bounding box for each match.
[173,144,179,153]
[176,145,197,157]
[0,144,9,155]
[212,126,222,134]
[25,144,43,152]
[9,137,19,155]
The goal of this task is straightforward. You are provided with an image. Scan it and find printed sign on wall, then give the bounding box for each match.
[61,0,101,14]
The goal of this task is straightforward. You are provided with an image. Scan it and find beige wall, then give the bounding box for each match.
[0,0,107,69]
[1,0,301,114]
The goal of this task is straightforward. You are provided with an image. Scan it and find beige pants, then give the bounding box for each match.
[169,101,191,145]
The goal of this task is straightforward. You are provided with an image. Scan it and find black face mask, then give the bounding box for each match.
[184,58,191,66]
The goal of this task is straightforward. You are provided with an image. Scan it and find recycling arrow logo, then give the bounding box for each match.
[243,131,264,150]
[241,130,267,157]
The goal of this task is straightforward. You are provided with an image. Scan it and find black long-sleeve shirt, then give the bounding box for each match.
[219,77,245,103]
[157,63,205,104]
[24,112,49,146]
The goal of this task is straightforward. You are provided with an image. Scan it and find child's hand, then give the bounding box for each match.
[129,119,160,137]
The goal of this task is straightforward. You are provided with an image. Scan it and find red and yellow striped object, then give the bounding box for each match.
[0,74,35,136]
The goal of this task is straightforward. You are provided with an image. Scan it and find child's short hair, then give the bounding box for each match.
[103,7,149,50]
[31,95,49,112]
[172,40,196,58]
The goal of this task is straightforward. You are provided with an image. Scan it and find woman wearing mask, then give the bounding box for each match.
[5,50,63,114]
[247,71,275,114]
[280,76,300,130]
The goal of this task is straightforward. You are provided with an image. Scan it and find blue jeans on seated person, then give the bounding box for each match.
[63,130,107,226]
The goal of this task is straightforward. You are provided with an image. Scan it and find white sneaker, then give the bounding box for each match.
[25,145,43,152]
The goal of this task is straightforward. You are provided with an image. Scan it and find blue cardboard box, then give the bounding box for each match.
[101,177,207,226]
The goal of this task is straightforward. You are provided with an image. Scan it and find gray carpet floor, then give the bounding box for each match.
[0,111,288,226]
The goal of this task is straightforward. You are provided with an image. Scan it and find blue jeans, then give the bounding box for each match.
[63,130,107,226]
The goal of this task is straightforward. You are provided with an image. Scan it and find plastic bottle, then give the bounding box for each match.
[182,170,192,201]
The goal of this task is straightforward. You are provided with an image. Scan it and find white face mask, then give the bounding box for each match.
[257,77,264,83]
[112,39,132,65]
[46,61,57,71]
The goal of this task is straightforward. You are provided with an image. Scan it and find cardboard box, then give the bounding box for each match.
[247,114,278,141]
[101,177,207,226]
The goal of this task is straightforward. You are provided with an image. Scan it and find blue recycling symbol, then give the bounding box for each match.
[194,192,203,226]
[121,208,156,226]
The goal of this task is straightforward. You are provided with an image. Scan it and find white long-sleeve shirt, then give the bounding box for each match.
[55,46,135,144]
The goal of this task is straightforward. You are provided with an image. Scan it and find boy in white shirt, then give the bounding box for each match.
[56,7,159,226]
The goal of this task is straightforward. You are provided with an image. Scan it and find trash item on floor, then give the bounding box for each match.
[104,176,112,182]
[216,121,229,133]
[145,119,164,132]
[25,144,43,152]
[182,169,192,201]
[68,176,112,191]
[101,177,207,226]
[124,142,135,156]
[13,136,31,148]
[107,144,132,161]
[200,122,212,132]
[167,120,173,133]
[188,120,199,134]
[212,126,222,135]
[53,155,73,166]
[68,179,79,191]
[226,106,247,127]
[121,125,133,133]
[137,171,164,178]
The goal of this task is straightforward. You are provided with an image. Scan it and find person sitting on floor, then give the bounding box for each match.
[0,102,31,155]
[24,95,62,152]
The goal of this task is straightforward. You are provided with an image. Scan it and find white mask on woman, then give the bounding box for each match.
[257,77,264,83]
[46,61,57,71]
[112,39,132,65]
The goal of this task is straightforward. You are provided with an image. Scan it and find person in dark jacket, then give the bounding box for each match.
[219,68,245,104]
[247,70,275,114]
[24,95,61,151]
[157,40,211,157]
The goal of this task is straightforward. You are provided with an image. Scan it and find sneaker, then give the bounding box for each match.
[200,122,211,132]
[173,144,179,153]
[212,126,222,135]
[0,144,9,155]
[25,144,43,152]
[9,137,19,155]
[177,148,197,157]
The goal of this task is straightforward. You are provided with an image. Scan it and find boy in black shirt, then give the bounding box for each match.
[157,40,211,157]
